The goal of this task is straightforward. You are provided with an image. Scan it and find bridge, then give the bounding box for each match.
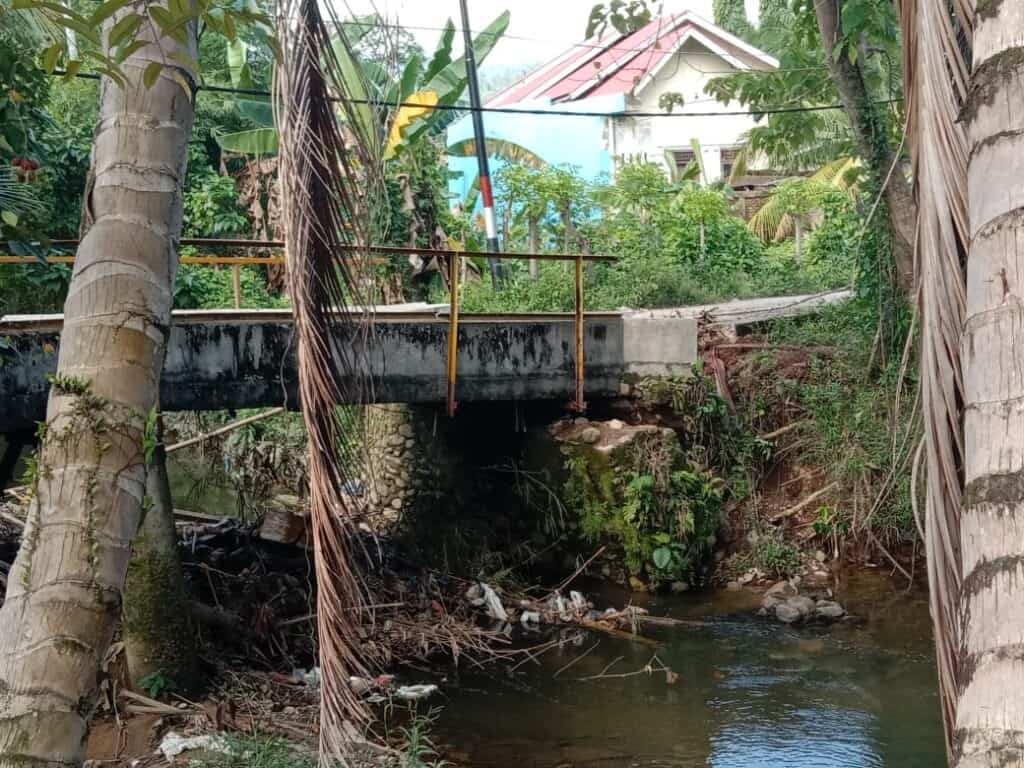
[0,291,849,433]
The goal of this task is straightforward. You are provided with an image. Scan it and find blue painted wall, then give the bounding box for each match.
[446,93,625,202]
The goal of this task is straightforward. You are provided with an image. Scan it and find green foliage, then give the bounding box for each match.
[183,170,249,236]
[38,77,96,237]
[7,0,275,91]
[138,670,175,699]
[743,530,803,577]
[459,159,866,313]
[399,709,451,768]
[0,261,71,314]
[47,372,91,396]
[561,373,765,587]
[768,298,916,542]
[772,177,829,219]
[567,435,723,584]
[187,737,313,768]
[0,26,51,238]
[706,0,901,174]
[165,408,308,515]
[586,0,652,37]
[142,407,158,465]
[173,262,286,310]
[637,371,773,499]
[662,187,763,273]
[674,185,729,225]
[713,0,752,39]
[813,505,850,537]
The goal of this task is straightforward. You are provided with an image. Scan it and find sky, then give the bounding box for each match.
[335,0,725,71]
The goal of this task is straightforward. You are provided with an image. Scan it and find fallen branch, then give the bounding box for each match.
[120,689,192,716]
[276,602,407,627]
[553,640,601,678]
[579,619,661,647]
[866,529,913,583]
[553,546,607,593]
[0,511,24,529]
[167,407,285,454]
[759,421,810,441]
[577,653,676,683]
[770,481,840,522]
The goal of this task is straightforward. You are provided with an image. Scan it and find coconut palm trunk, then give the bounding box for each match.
[0,9,195,765]
[956,5,1024,765]
[123,416,198,692]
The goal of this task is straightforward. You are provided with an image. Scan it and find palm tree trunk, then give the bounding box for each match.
[122,418,198,692]
[956,6,1024,765]
[0,10,195,765]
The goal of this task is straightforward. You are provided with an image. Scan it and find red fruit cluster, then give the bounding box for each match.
[10,157,39,183]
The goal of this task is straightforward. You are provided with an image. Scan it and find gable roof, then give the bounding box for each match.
[487,11,778,108]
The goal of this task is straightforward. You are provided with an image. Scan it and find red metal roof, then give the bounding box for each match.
[486,12,776,108]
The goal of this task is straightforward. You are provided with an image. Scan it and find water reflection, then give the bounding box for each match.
[435,573,944,767]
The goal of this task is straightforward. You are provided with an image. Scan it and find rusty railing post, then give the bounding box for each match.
[574,252,585,412]
[231,263,242,308]
[447,252,460,417]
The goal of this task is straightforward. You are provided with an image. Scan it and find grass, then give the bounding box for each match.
[188,710,451,768]
[764,299,918,545]
[190,737,313,768]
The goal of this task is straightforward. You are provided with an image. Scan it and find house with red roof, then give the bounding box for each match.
[447,10,778,198]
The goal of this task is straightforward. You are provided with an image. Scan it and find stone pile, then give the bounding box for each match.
[758,579,846,624]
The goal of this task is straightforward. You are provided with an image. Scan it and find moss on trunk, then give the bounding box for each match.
[123,441,198,694]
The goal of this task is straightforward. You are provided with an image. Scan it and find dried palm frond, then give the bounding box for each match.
[273,0,385,760]
[0,167,45,219]
[897,0,972,754]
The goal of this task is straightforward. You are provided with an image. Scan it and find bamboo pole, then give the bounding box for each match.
[231,264,242,308]
[166,407,285,453]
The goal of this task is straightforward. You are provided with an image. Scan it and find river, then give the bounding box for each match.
[434,571,945,767]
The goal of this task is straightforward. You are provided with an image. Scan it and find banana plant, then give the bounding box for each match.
[447,137,546,169]
[215,11,511,159]
[384,11,510,156]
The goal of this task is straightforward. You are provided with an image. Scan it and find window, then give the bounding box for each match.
[672,149,695,175]
[721,147,741,181]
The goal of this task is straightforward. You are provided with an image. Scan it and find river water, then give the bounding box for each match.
[434,571,944,767]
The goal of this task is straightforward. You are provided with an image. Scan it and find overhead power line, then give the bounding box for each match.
[328,18,830,75]
[52,69,899,119]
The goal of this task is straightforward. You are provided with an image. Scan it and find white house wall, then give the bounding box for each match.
[609,39,761,181]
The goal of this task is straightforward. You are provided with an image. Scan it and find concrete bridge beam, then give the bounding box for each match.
[0,310,698,432]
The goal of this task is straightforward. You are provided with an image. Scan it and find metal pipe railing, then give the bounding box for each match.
[3,238,611,416]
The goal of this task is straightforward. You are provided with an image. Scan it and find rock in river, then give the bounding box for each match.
[815,600,846,620]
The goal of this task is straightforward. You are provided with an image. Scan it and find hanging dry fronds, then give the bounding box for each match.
[273,0,385,759]
[897,0,972,754]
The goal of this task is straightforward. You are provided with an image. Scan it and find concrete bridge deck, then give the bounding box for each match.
[0,291,850,432]
[0,309,696,432]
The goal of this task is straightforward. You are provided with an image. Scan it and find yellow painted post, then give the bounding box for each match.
[231,264,242,308]
[447,253,460,417]
[574,253,585,412]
